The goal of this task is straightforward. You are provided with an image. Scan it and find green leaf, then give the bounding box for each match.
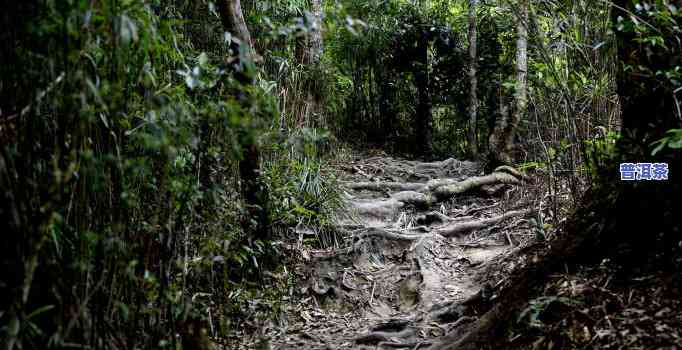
[669,138,682,149]
[119,14,138,45]
[26,305,55,320]
[651,139,667,155]
[197,52,209,67]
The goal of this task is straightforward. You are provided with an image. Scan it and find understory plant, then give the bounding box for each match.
[0,0,338,348]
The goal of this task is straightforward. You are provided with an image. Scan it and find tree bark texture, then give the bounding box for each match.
[307,0,325,126]
[487,90,510,168]
[414,35,433,157]
[467,0,479,158]
[217,0,252,51]
[504,0,528,159]
[217,0,270,241]
[293,0,325,127]
[310,0,324,65]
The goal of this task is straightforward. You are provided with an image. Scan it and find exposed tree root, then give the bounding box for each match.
[353,198,406,220]
[346,208,532,244]
[272,157,537,350]
[343,181,425,192]
[430,190,608,350]
[372,319,412,333]
[358,227,423,241]
[435,209,532,237]
[349,169,526,223]
[415,157,457,171]
[355,328,416,345]
[432,173,523,201]
[493,165,530,181]
[345,169,525,201]
[379,341,432,349]
[392,191,433,208]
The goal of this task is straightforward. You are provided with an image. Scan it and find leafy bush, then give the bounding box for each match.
[264,128,343,247]
[0,1,334,348]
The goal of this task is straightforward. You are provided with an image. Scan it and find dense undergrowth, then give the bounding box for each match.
[0,1,342,348]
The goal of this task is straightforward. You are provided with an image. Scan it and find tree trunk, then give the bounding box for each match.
[217,0,269,241]
[307,0,324,127]
[309,0,324,65]
[294,0,323,66]
[294,0,325,127]
[217,0,252,51]
[378,69,396,143]
[414,34,433,157]
[467,0,479,158]
[503,0,528,160]
[487,87,510,168]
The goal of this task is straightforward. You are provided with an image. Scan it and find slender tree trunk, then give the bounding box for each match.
[217,0,252,51]
[467,0,479,158]
[294,0,325,127]
[308,0,325,126]
[378,69,396,144]
[487,86,510,169]
[217,0,269,241]
[414,34,433,157]
[503,0,528,160]
[310,0,324,65]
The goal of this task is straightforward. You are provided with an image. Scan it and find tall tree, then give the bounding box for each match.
[217,0,270,241]
[609,0,681,258]
[309,0,324,65]
[487,0,528,167]
[414,30,434,157]
[217,0,252,52]
[307,0,325,126]
[487,88,510,169]
[467,0,479,158]
[293,0,325,126]
[505,0,528,159]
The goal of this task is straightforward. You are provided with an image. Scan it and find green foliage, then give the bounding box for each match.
[616,1,682,87]
[264,128,343,246]
[615,1,681,161]
[0,0,334,348]
[651,128,682,155]
[528,215,552,242]
[584,131,620,178]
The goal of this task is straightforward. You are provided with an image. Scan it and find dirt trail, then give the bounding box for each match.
[265,155,535,349]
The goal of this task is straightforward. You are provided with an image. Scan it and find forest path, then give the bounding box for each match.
[264,155,535,349]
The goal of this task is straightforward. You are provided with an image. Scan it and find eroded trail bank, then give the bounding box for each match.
[250,155,538,349]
